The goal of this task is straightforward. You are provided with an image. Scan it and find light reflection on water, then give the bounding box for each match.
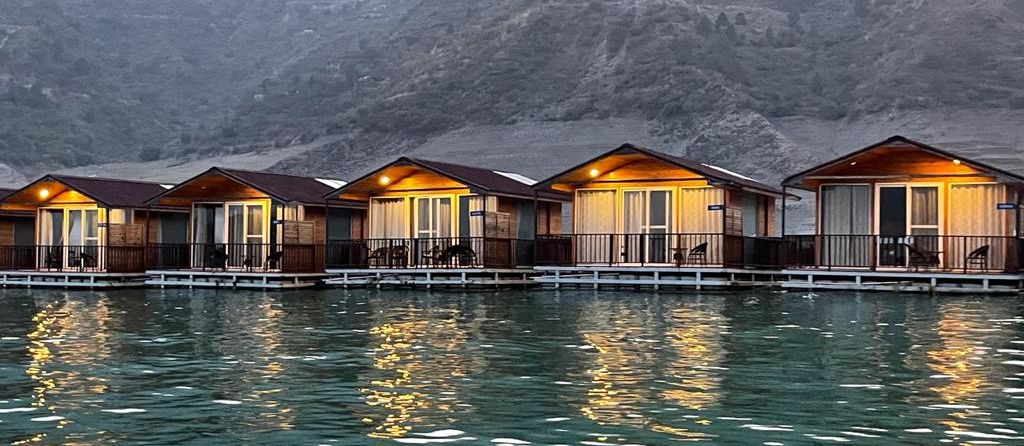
[0,289,1022,445]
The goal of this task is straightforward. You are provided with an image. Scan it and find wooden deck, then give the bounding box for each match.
[779,269,1024,294]
[533,266,780,291]
[324,268,538,289]
[146,270,330,290]
[0,270,149,289]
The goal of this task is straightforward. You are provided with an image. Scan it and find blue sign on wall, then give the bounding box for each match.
[997,203,1019,210]
[707,204,725,211]
[470,210,485,217]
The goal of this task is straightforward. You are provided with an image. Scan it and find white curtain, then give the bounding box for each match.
[435,197,452,238]
[680,187,723,233]
[949,184,1006,270]
[575,190,616,263]
[679,187,724,264]
[819,185,872,267]
[370,198,407,239]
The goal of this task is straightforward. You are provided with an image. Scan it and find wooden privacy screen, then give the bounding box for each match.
[282,220,316,244]
[109,224,145,246]
[725,207,743,236]
[484,212,511,238]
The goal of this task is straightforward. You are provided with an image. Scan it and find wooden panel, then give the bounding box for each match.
[304,206,327,244]
[109,224,145,246]
[484,212,511,238]
[725,207,743,236]
[0,221,13,246]
[283,220,315,244]
[551,155,706,191]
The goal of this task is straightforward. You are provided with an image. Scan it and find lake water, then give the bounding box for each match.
[0,289,1023,445]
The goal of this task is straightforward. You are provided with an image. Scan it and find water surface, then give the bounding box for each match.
[1,288,1023,445]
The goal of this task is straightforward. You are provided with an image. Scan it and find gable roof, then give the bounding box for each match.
[0,188,16,200]
[782,135,1024,190]
[0,174,174,208]
[149,167,344,206]
[533,143,785,197]
[326,157,570,201]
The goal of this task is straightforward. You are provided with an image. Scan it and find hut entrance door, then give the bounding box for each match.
[878,186,908,267]
[622,190,672,264]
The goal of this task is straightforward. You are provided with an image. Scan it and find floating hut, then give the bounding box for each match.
[0,175,187,288]
[144,167,363,289]
[323,157,569,288]
[781,135,1024,293]
[530,143,785,290]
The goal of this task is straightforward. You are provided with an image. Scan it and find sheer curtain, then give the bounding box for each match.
[680,187,724,264]
[819,185,872,267]
[575,190,616,263]
[949,184,1006,269]
[370,198,407,239]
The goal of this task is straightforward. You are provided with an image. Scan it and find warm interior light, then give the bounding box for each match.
[38,189,49,199]
[953,159,962,165]
[849,161,857,166]
[588,168,600,178]
[379,175,391,185]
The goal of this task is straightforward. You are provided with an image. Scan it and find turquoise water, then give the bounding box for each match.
[0,289,1023,445]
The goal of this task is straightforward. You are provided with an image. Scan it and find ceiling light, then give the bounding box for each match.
[38,189,49,199]
[379,175,391,185]
[588,168,600,178]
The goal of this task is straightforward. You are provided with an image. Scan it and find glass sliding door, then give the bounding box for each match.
[679,187,724,265]
[908,186,940,266]
[414,196,453,264]
[877,186,908,267]
[191,202,266,269]
[37,208,102,270]
[621,190,672,263]
[38,209,64,269]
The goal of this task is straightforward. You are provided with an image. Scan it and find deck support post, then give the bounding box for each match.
[554,270,561,289]
[695,271,702,290]
[653,271,660,291]
[426,272,431,289]
[593,270,599,290]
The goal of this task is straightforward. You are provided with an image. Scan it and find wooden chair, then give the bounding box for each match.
[965,245,990,271]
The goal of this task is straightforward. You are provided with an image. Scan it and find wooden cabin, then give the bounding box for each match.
[782,135,1024,273]
[146,167,364,274]
[325,157,569,269]
[532,144,784,268]
[0,175,187,273]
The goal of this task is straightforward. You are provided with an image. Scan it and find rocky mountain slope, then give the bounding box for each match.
[3,0,1024,205]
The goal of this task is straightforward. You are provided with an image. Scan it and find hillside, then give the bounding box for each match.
[3,0,1024,206]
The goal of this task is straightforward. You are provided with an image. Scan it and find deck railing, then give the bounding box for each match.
[782,234,1023,273]
[0,245,147,273]
[146,243,324,274]
[325,237,531,269]
[534,233,784,268]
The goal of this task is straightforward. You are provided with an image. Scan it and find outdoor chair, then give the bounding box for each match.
[366,246,389,267]
[44,250,62,271]
[78,251,98,272]
[682,242,708,266]
[206,247,229,271]
[388,245,409,268]
[265,251,284,270]
[442,244,477,267]
[965,245,990,271]
[905,243,941,271]
[421,245,444,268]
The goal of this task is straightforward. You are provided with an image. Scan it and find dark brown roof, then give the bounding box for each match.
[46,175,171,208]
[149,167,340,206]
[327,157,570,201]
[782,135,1024,190]
[217,168,338,205]
[534,143,785,197]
